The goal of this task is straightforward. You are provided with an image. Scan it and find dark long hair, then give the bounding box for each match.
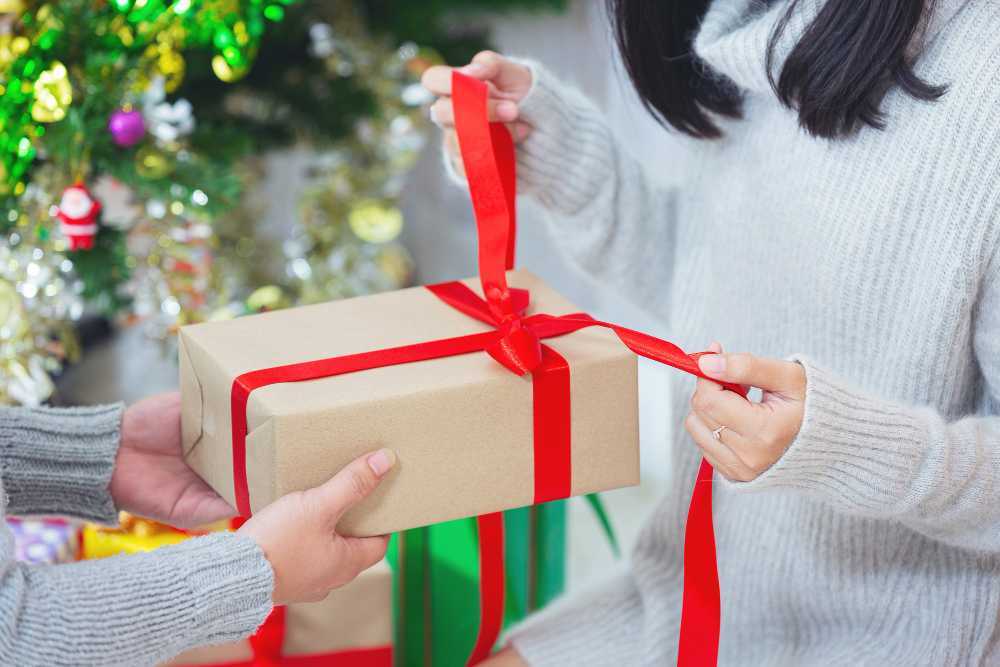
[607,0,946,139]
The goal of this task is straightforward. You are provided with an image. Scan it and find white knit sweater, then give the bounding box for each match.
[504,0,1000,664]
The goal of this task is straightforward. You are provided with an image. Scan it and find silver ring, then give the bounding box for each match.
[712,426,727,440]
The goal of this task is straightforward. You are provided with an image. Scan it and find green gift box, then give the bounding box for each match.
[388,498,617,666]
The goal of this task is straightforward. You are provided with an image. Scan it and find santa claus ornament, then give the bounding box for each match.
[54,182,102,250]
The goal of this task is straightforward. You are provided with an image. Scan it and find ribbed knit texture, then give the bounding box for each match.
[0,404,275,666]
[500,0,1000,664]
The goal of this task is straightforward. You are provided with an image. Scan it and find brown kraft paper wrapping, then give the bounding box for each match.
[179,269,639,536]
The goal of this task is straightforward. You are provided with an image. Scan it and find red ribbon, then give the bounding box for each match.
[229,72,742,666]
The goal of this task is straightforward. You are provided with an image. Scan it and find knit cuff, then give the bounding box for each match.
[22,532,273,665]
[170,532,275,648]
[506,571,645,667]
[511,58,614,214]
[722,356,930,515]
[0,404,122,523]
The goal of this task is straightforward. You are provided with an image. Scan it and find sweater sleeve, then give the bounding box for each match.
[726,262,1000,552]
[0,404,123,524]
[448,60,683,312]
[505,569,649,667]
[0,530,274,666]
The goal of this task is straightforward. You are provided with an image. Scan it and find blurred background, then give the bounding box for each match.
[1,0,684,591]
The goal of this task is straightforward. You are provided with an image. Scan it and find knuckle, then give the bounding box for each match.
[474,50,499,63]
[730,353,753,379]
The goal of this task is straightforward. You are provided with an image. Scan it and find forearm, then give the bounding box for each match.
[0,532,273,666]
[0,404,122,523]
[513,61,682,311]
[730,357,1000,551]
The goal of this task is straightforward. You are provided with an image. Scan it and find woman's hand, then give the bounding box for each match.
[685,343,806,482]
[238,449,395,604]
[421,51,534,177]
[111,392,234,528]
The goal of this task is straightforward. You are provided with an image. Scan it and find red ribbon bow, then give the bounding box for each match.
[228,72,742,667]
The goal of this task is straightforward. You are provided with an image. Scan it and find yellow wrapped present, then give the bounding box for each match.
[80,512,230,559]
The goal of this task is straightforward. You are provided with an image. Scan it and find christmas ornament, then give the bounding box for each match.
[0,0,25,14]
[143,76,195,144]
[348,200,404,243]
[147,98,194,143]
[135,146,172,179]
[92,175,140,230]
[31,61,72,123]
[54,183,101,251]
[108,108,146,147]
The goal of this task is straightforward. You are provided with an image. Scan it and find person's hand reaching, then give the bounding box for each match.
[238,449,396,604]
[110,392,234,528]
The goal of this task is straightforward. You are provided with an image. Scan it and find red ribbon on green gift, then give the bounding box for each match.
[229,71,744,665]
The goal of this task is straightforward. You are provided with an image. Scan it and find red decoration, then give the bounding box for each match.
[54,182,102,251]
[228,72,745,666]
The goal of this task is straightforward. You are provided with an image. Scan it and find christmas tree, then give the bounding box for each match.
[0,0,565,405]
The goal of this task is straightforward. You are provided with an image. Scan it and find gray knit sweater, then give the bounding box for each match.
[505,0,1000,665]
[0,404,273,666]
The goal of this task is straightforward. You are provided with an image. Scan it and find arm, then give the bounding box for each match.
[424,53,683,311]
[0,531,274,666]
[512,60,682,309]
[0,418,392,665]
[0,403,122,523]
[687,263,1000,552]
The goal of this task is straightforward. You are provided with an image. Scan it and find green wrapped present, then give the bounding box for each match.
[389,498,617,666]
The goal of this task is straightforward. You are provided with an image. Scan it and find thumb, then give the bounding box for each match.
[314,448,396,525]
[698,352,802,393]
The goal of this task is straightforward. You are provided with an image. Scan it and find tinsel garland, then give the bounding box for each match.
[0,0,565,405]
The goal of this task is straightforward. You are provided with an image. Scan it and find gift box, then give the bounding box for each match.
[390,502,578,666]
[80,512,226,559]
[178,268,640,537]
[8,518,79,564]
[163,561,393,667]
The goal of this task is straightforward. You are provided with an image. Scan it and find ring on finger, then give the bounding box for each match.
[711,425,728,440]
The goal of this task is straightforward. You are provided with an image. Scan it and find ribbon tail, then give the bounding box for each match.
[677,458,721,666]
[467,513,506,665]
[248,605,287,667]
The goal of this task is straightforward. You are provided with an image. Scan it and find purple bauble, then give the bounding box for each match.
[108,109,146,147]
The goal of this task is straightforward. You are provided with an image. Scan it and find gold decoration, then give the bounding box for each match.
[211,54,249,83]
[0,0,24,14]
[348,200,404,244]
[31,61,72,123]
[246,285,287,312]
[135,146,172,179]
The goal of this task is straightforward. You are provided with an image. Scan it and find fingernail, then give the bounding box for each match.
[699,354,726,377]
[496,101,518,121]
[461,63,487,76]
[367,449,396,477]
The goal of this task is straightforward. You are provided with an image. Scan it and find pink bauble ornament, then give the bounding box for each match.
[108,109,146,147]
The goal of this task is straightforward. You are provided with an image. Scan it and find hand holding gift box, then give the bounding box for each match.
[180,72,746,664]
